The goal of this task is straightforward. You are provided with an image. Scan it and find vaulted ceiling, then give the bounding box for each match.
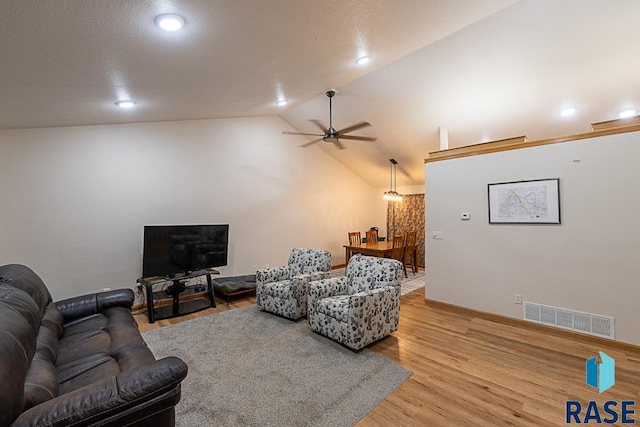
[2,0,639,187]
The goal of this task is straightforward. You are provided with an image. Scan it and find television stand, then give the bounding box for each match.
[165,280,187,295]
[137,268,220,323]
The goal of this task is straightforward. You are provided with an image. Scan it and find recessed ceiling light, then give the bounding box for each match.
[618,109,637,119]
[355,56,370,65]
[115,100,136,109]
[154,14,185,31]
[560,107,576,117]
[276,99,288,106]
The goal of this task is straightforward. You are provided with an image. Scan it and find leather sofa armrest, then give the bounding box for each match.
[55,289,134,321]
[11,357,188,427]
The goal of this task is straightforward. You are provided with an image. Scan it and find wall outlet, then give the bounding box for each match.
[514,294,522,304]
[432,231,444,240]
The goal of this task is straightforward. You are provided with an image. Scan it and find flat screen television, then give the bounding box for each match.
[142,224,229,278]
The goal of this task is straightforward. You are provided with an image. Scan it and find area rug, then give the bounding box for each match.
[143,305,412,427]
[328,268,425,296]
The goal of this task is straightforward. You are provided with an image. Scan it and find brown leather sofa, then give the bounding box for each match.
[0,264,188,427]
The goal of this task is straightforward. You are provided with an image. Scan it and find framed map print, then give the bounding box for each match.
[488,178,560,224]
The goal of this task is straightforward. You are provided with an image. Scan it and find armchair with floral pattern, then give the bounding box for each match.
[256,248,332,320]
[308,254,403,350]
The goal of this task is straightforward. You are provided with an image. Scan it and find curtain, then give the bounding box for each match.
[386,194,425,268]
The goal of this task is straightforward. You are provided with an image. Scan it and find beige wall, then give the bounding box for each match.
[0,116,384,300]
[425,131,640,345]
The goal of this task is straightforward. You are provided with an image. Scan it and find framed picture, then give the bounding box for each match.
[488,178,560,224]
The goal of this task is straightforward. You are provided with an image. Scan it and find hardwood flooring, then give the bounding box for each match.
[134,290,640,426]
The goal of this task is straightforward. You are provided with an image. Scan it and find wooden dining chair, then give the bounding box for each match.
[390,234,408,278]
[403,230,418,275]
[365,229,378,244]
[348,232,361,246]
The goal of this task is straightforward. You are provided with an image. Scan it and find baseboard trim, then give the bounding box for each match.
[424,298,640,353]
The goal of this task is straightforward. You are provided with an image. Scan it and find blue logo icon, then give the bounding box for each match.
[586,351,615,393]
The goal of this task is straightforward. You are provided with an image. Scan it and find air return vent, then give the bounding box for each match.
[522,301,614,339]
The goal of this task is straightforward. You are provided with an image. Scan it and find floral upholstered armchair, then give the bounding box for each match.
[256,248,332,320]
[308,254,403,350]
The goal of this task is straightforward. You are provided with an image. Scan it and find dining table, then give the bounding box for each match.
[343,240,394,263]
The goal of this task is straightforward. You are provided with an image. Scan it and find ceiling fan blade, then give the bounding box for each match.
[308,119,328,133]
[339,134,377,142]
[336,121,371,135]
[300,137,324,147]
[334,139,346,150]
[282,131,324,137]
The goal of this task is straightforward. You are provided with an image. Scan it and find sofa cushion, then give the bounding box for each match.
[24,355,58,410]
[58,357,121,395]
[62,312,108,339]
[42,303,64,339]
[57,328,111,367]
[316,295,351,323]
[22,324,60,408]
[35,323,58,363]
[56,306,156,395]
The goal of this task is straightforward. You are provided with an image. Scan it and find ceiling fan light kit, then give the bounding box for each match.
[383,159,403,202]
[282,89,377,149]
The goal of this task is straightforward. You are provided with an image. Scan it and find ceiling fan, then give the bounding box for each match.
[283,89,377,150]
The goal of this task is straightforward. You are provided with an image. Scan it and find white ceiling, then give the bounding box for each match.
[2,0,640,187]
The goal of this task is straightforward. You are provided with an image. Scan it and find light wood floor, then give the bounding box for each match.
[134,291,640,426]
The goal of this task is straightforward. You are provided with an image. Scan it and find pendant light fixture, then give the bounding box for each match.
[383,159,403,202]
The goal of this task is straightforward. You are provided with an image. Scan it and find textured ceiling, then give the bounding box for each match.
[283,0,640,186]
[2,0,640,188]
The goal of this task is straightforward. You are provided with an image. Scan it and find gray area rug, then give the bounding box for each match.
[143,305,412,427]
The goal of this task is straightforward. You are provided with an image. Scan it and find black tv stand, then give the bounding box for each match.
[165,280,187,295]
[138,268,219,323]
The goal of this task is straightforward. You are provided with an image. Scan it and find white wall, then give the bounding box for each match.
[0,116,382,300]
[425,131,640,345]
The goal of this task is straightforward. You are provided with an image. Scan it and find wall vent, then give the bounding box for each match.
[522,301,615,339]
